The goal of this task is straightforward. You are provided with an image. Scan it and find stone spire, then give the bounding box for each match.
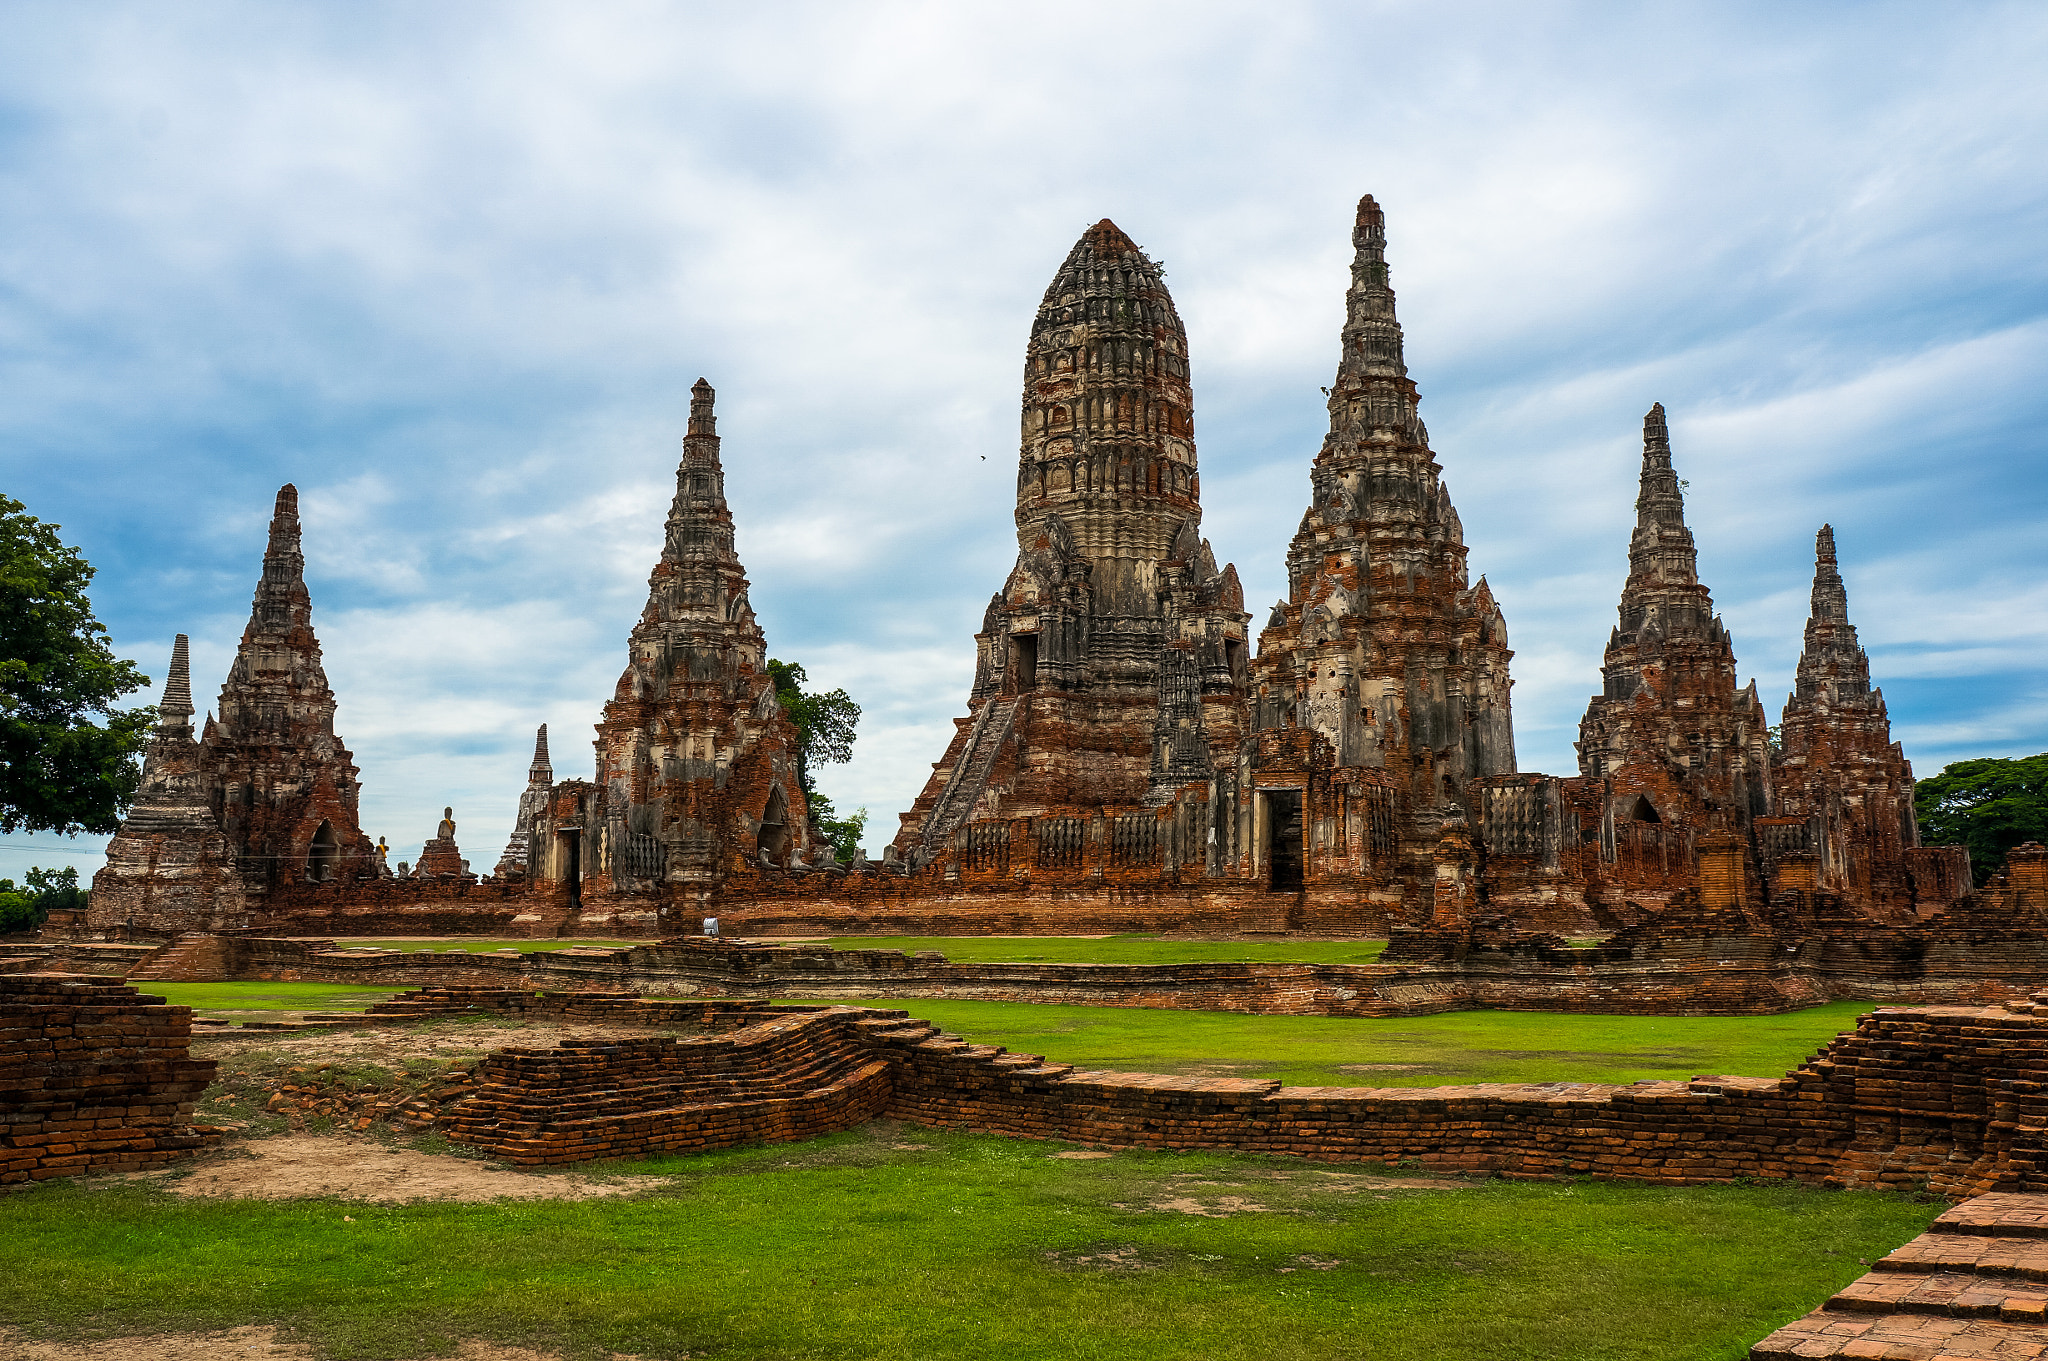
[158,634,194,730]
[203,483,373,892]
[590,378,812,902]
[88,632,246,933]
[528,723,554,784]
[496,725,555,879]
[1252,193,1516,820]
[1775,523,1916,910]
[1014,218,1205,629]
[1577,407,1771,829]
[1790,525,1871,702]
[898,218,1250,849]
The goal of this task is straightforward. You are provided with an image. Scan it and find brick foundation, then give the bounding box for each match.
[0,973,221,1184]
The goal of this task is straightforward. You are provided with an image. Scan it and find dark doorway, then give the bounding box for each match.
[1627,794,1660,824]
[561,832,582,909]
[759,785,791,863]
[308,821,339,882]
[1008,633,1040,693]
[1266,790,1304,892]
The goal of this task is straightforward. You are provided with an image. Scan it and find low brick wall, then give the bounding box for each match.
[0,973,220,1184]
[173,930,2048,1019]
[402,984,2048,1195]
[434,1002,896,1165]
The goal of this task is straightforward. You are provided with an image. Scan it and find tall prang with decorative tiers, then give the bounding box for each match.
[894,219,1252,862]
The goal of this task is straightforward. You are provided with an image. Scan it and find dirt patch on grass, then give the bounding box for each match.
[194,1018,683,1064]
[103,1135,667,1204]
[0,1327,644,1360]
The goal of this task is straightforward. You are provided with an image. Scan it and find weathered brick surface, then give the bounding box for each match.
[0,973,220,1184]
[1751,1193,2048,1357]
[403,986,2048,1202]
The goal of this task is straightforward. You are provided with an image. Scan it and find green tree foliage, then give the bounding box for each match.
[1914,753,2048,886]
[0,495,153,834]
[0,865,85,934]
[765,659,865,863]
[809,796,869,865]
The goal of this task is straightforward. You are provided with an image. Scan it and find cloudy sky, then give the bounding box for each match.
[3,1,2045,881]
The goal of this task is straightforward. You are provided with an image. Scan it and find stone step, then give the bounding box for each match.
[1874,1233,2048,1281]
[1828,1269,2048,1321]
[1930,1193,2048,1239]
[1752,1312,2048,1359]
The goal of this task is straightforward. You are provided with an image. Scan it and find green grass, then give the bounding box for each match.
[329,939,639,953]
[825,998,1884,1088]
[0,1124,1939,1361]
[148,981,405,1014]
[828,933,1391,964]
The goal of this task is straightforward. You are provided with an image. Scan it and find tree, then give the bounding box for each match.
[0,865,84,934]
[1914,753,2048,886]
[0,495,153,834]
[765,659,864,860]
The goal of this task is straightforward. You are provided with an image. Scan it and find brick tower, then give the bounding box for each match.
[1771,525,1918,909]
[585,380,812,900]
[88,635,247,933]
[199,485,375,896]
[1252,195,1516,796]
[897,219,1251,858]
[1242,194,1516,897]
[1576,406,1772,833]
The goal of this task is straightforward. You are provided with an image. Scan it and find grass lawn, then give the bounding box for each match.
[0,1123,1940,1361]
[828,934,1391,964]
[329,939,639,953]
[148,981,405,1015]
[825,998,1884,1088]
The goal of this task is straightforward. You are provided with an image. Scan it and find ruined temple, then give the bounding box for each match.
[493,725,553,879]
[199,485,377,895]
[894,219,1251,863]
[569,379,813,922]
[88,635,247,934]
[79,193,1976,945]
[1244,194,1517,904]
[1576,406,1773,852]
[1767,526,1925,913]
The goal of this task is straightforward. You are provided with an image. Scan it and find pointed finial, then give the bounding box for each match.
[688,379,717,439]
[1808,522,1850,624]
[529,724,553,783]
[159,634,194,726]
[1634,403,1688,532]
[1084,219,1139,255]
[1353,194,1386,251]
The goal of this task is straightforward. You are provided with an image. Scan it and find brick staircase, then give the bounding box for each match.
[1751,1192,2048,1357]
[915,695,1020,861]
[125,933,218,981]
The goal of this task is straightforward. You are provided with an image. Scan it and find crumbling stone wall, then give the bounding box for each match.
[405,985,2048,1198]
[0,974,220,1184]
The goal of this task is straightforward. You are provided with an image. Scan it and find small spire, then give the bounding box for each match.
[1635,403,1687,531]
[528,724,553,784]
[159,634,194,727]
[688,379,717,440]
[265,484,303,576]
[1809,523,1850,625]
[1337,192,1406,383]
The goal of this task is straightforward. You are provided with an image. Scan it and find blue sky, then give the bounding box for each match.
[3,1,2045,880]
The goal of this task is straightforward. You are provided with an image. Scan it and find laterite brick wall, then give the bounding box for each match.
[0,973,220,1184]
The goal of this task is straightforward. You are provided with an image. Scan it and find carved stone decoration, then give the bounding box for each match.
[1770,526,1923,914]
[1575,406,1773,837]
[585,380,811,899]
[88,635,247,934]
[897,219,1252,854]
[198,485,376,898]
[1245,194,1517,889]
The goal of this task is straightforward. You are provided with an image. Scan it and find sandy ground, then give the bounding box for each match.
[101,1135,668,1203]
[0,1327,650,1360]
[192,1019,688,1065]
